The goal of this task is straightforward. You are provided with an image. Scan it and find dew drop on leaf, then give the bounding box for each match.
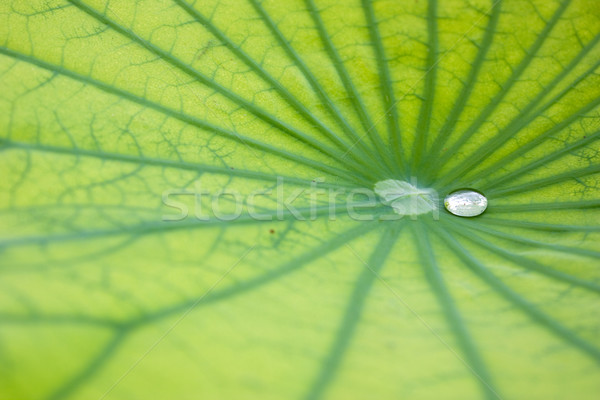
[444,189,488,217]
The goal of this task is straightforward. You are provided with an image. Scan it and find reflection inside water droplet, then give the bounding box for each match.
[444,189,487,217]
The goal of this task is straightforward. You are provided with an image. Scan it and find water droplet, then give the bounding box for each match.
[374,180,438,216]
[444,189,487,217]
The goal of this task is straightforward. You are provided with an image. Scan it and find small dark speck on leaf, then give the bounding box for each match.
[269,229,275,234]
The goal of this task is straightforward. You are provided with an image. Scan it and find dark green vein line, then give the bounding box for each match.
[478,217,600,232]
[412,222,499,400]
[430,222,600,364]
[486,164,600,197]
[0,47,365,184]
[411,0,439,173]
[66,0,376,179]
[435,93,600,191]
[4,235,141,275]
[481,128,600,189]
[470,95,600,189]
[428,0,571,176]
[422,0,501,176]
[361,0,406,172]
[46,329,126,400]
[172,0,342,150]
[442,219,600,294]
[86,223,382,399]
[130,220,383,326]
[0,204,387,249]
[172,0,388,176]
[98,244,260,400]
[440,52,600,188]
[244,0,383,173]
[487,199,600,213]
[463,41,600,186]
[305,226,398,400]
[303,0,395,173]
[451,217,600,260]
[0,139,356,190]
[0,223,382,331]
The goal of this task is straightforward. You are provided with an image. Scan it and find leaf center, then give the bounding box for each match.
[374,180,438,216]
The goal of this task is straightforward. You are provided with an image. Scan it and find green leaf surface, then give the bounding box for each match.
[1,0,599,399]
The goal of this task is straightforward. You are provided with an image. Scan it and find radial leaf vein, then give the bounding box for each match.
[430,0,571,177]
[305,225,398,400]
[423,0,502,175]
[411,0,439,173]
[412,222,500,400]
[442,219,600,294]
[360,0,406,171]
[0,47,365,183]
[431,222,600,364]
[65,0,379,179]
